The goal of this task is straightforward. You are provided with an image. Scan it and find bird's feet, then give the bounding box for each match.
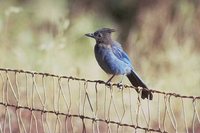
[105,75,115,87]
[105,81,111,87]
[117,82,123,89]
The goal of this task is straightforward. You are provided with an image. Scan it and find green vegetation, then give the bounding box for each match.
[0,0,199,132]
[1,0,199,95]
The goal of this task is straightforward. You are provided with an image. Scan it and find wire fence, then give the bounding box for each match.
[0,68,199,133]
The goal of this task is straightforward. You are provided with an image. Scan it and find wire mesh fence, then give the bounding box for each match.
[0,68,199,133]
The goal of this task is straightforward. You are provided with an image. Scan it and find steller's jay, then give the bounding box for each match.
[85,28,153,100]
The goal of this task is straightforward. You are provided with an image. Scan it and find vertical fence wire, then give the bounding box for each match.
[0,68,199,133]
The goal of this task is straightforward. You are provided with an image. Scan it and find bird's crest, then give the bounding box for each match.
[97,28,116,33]
[85,28,116,44]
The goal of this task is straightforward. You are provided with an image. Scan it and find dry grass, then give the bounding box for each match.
[0,0,200,132]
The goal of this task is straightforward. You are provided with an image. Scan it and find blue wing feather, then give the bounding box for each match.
[111,41,132,66]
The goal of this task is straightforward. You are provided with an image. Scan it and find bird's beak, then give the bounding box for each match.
[85,33,95,38]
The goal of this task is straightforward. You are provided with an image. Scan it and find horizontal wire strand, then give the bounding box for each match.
[0,68,199,100]
[0,68,200,133]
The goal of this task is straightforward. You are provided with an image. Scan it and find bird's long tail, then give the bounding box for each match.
[127,70,153,100]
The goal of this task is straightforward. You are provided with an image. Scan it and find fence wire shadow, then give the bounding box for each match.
[0,68,199,133]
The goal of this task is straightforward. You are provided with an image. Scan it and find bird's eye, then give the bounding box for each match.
[94,32,98,36]
[98,33,102,38]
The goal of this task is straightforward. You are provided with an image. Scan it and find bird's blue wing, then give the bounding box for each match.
[111,42,132,66]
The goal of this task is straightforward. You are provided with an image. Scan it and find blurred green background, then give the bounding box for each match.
[0,0,200,132]
[0,0,200,96]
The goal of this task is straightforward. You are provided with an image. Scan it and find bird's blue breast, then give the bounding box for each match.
[94,42,132,75]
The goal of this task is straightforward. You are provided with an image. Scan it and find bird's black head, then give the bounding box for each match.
[85,28,116,44]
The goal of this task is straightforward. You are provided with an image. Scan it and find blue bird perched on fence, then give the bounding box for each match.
[85,28,153,100]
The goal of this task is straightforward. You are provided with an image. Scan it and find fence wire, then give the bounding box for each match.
[0,68,199,133]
